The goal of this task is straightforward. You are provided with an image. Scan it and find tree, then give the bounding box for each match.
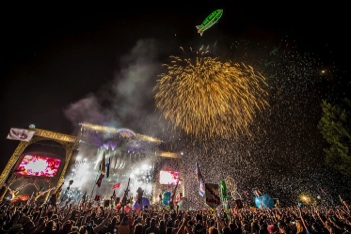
[318,98,351,177]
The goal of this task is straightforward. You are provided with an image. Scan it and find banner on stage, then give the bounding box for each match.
[7,128,35,142]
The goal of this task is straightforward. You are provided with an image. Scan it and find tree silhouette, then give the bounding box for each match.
[318,98,351,177]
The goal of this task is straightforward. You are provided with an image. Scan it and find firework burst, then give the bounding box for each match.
[154,46,269,140]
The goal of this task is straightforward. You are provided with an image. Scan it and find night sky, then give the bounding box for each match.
[1,5,350,202]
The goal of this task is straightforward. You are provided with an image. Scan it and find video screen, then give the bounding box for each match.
[15,155,61,177]
[159,170,179,185]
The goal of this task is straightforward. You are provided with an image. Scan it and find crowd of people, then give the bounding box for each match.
[0,194,350,234]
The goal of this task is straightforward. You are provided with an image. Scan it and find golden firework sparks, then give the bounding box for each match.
[154,47,269,140]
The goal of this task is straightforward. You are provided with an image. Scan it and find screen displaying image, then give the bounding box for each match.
[15,155,61,177]
[159,170,179,185]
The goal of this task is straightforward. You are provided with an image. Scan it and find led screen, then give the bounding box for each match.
[159,170,179,185]
[15,155,61,177]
